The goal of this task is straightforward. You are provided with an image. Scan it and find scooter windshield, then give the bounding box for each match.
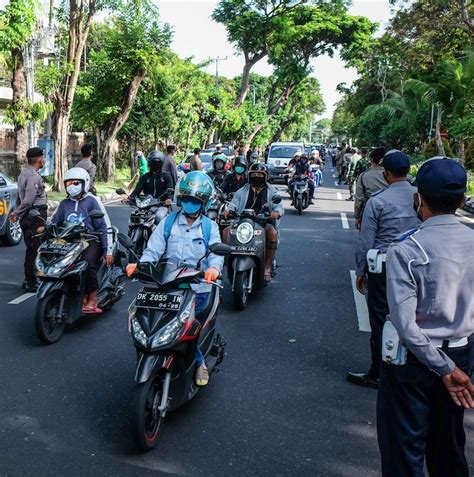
[138,256,200,285]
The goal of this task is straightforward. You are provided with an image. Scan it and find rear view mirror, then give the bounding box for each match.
[272,195,282,204]
[89,210,105,220]
[209,243,233,256]
[167,188,174,195]
[117,232,134,250]
[115,188,126,195]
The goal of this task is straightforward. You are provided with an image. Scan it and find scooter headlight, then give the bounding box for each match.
[151,318,182,348]
[131,317,148,348]
[236,222,254,244]
[136,197,151,208]
[36,244,81,278]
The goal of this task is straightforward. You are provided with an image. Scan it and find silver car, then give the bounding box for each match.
[0,172,23,245]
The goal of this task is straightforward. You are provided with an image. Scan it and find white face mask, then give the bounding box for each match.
[67,184,83,198]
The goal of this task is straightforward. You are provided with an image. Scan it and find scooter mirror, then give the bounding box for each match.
[209,243,233,256]
[117,232,134,250]
[115,188,127,195]
[28,209,41,218]
[272,195,282,204]
[166,188,175,195]
[89,210,105,220]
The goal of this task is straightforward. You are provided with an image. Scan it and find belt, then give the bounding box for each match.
[430,337,468,349]
[32,204,48,211]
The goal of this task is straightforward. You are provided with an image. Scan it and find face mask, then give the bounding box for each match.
[413,192,422,220]
[67,184,83,198]
[235,166,245,174]
[249,175,265,188]
[149,163,161,173]
[181,197,202,216]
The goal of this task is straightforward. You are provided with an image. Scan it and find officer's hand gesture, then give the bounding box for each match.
[442,367,474,409]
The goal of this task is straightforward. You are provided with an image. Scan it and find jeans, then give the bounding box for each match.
[194,292,210,366]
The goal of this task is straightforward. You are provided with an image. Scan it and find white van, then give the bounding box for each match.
[266,141,305,182]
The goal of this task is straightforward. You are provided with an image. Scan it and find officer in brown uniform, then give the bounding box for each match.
[11,147,48,291]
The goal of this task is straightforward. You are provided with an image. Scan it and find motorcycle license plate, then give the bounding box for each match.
[40,241,70,255]
[231,245,258,254]
[135,288,183,310]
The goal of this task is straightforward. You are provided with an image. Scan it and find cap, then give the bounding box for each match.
[382,149,411,173]
[26,147,44,159]
[416,157,467,196]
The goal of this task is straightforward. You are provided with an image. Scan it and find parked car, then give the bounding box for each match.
[0,172,22,245]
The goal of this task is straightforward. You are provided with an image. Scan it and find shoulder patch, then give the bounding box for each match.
[394,227,419,242]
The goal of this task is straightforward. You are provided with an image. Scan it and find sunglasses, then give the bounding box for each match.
[65,180,82,187]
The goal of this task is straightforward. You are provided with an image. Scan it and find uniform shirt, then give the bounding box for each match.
[75,158,96,186]
[140,211,224,293]
[354,166,388,219]
[15,165,47,220]
[386,215,474,375]
[355,180,420,276]
[129,172,172,200]
[162,155,178,188]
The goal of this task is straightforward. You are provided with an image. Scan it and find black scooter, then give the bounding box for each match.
[117,234,231,451]
[31,209,126,344]
[291,175,310,215]
[224,196,281,310]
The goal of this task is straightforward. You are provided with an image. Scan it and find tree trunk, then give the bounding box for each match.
[233,51,267,108]
[52,109,70,191]
[434,105,445,156]
[11,47,28,177]
[270,102,296,143]
[97,68,146,182]
[247,124,264,144]
[153,126,158,149]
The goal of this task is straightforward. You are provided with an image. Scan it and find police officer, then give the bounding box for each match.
[378,157,474,476]
[11,147,48,292]
[348,150,420,388]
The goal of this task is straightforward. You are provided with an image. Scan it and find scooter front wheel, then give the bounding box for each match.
[132,376,164,451]
[233,270,249,310]
[35,292,66,345]
[297,196,303,215]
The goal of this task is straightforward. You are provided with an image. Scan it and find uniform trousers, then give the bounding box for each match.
[377,345,471,477]
[367,266,388,379]
[20,210,47,283]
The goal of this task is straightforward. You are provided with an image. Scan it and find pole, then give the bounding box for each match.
[214,56,228,87]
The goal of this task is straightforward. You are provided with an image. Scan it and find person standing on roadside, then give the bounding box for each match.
[336,143,347,184]
[76,144,97,195]
[162,145,178,188]
[348,150,420,389]
[10,147,48,292]
[346,148,361,200]
[354,147,388,228]
[378,157,474,476]
[137,151,148,176]
[190,148,202,171]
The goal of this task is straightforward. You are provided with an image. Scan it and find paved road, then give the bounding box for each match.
[0,168,472,476]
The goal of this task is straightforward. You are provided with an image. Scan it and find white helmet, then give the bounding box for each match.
[64,167,90,195]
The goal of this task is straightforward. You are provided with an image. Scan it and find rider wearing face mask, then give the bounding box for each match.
[223,163,284,283]
[126,172,224,387]
[50,168,114,314]
[288,154,316,205]
[207,153,228,189]
[221,155,248,194]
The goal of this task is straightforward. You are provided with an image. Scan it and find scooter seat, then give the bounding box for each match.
[195,286,218,324]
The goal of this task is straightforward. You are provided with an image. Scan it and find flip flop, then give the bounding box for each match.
[82,306,103,314]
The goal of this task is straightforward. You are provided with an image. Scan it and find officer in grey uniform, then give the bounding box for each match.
[378,157,474,477]
[354,147,388,228]
[348,150,421,388]
[12,147,48,291]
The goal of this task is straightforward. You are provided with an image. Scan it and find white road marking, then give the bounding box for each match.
[8,293,36,305]
[340,212,349,229]
[337,192,342,200]
[350,270,371,332]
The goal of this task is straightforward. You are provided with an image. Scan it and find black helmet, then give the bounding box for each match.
[248,162,268,188]
[147,150,164,172]
[233,155,248,171]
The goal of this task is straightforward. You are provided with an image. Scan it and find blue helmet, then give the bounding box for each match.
[176,171,215,215]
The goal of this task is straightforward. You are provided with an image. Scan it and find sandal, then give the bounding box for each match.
[196,365,209,387]
[82,306,103,314]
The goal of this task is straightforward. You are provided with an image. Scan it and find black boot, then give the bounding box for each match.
[346,371,379,389]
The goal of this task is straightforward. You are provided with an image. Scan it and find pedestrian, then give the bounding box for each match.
[354,147,388,228]
[137,150,148,176]
[162,145,178,189]
[246,144,254,163]
[346,148,361,200]
[336,143,347,184]
[190,148,202,171]
[348,149,421,389]
[378,157,474,476]
[76,143,97,194]
[10,147,48,292]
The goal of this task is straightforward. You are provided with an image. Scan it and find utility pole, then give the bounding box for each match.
[215,56,228,86]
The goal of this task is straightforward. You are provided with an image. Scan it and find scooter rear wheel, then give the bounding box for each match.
[132,376,164,451]
[233,270,249,310]
[35,292,66,345]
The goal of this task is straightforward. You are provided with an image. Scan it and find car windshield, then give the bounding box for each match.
[269,145,303,158]
[200,154,213,163]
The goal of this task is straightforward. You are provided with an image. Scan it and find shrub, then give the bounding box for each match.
[423,138,454,158]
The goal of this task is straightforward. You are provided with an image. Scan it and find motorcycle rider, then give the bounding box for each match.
[221,155,248,194]
[128,151,173,223]
[126,171,224,387]
[288,154,315,205]
[223,163,284,283]
[49,168,113,314]
[207,153,228,189]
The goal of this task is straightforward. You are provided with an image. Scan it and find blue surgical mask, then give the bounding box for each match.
[67,184,83,198]
[235,166,245,174]
[181,197,202,215]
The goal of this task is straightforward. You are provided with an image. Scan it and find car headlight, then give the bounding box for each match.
[131,317,148,348]
[236,222,254,244]
[151,318,182,348]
